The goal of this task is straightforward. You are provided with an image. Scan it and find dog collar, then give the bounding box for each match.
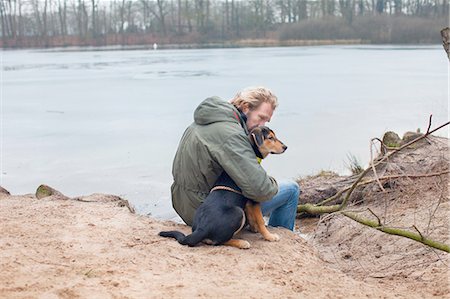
[210,185,242,195]
[251,142,264,160]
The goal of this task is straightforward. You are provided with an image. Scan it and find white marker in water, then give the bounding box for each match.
[153,43,158,50]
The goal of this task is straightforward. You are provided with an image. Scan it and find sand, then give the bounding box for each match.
[0,192,446,298]
[1,136,449,298]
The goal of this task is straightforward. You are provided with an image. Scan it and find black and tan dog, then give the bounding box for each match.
[159,126,287,249]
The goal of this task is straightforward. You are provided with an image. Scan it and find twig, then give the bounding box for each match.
[368,208,382,226]
[426,115,433,133]
[371,138,383,155]
[317,212,337,226]
[412,225,424,241]
[26,256,71,268]
[370,138,385,192]
[426,176,444,235]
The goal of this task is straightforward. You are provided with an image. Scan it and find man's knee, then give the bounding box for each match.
[277,180,300,209]
[285,180,300,202]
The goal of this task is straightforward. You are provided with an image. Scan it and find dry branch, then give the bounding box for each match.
[298,203,341,214]
[342,211,450,253]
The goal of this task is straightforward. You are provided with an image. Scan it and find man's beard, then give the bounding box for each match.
[245,111,257,131]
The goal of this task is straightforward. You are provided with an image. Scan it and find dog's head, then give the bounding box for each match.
[249,126,287,159]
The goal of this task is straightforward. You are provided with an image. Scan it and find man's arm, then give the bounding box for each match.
[211,133,278,202]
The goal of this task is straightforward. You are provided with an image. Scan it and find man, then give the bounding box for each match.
[171,86,300,231]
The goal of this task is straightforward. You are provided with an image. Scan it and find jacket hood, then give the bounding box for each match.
[194,96,240,126]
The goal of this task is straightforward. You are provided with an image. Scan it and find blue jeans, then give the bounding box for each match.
[260,180,300,231]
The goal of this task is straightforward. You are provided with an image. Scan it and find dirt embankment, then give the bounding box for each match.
[0,135,448,298]
[298,135,449,298]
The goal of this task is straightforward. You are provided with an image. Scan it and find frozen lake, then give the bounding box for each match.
[2,45,448,219]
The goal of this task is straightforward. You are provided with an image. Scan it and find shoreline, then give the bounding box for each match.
[1,39,441,51]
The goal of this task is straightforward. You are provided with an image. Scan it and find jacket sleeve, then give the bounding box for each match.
[210,132,278,202]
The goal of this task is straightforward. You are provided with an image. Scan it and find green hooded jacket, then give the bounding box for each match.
[171,96,278,225]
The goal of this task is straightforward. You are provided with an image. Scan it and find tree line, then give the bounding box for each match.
[1,0,448,48]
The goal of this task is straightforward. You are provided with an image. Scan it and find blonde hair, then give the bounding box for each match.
[230,86,278,111]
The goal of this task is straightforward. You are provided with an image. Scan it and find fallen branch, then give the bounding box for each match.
[342,211,450,253]
[298,203,340,215]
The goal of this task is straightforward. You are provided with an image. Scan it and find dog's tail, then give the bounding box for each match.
[159,229,207,247]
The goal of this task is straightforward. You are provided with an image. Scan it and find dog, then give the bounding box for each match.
[159,126,287,249]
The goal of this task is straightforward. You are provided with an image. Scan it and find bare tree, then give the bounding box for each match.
[177,0,182,34]
[375,0,385,13]
[42,0,48,38]
[321,0,336,17]
[148,0,168,36]
[57,0,67,36]
[91,0,98,37]
[0,0,9,40]
[339,0,354,23]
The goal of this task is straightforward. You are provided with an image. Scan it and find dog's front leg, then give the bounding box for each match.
[245,201,259,233]
[245,202,280,242]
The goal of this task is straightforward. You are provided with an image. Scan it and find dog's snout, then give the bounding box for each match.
[282,145,287,151]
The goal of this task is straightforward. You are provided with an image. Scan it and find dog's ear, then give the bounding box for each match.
[251,128,264,147]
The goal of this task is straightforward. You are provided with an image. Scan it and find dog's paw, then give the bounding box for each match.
[265,233,280,242]
[240,240,251,249]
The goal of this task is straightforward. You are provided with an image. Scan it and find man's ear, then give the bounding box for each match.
[241,103,250,114]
